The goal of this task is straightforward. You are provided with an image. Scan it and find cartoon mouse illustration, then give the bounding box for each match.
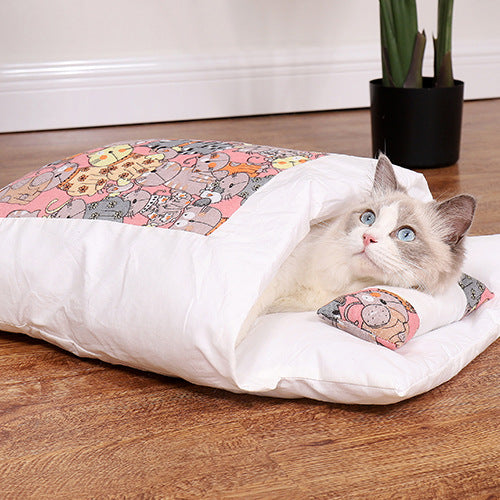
[171,205,223,235]
[194,172,250,206]
[343,290,413,347]
[122,188,192,226]
[321,289,416,348]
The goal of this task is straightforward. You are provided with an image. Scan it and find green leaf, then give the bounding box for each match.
[380,0,404,86]
[381,47,396,87]
[434,0,454,87]
[391,0,418,82]
[379,0,420,87]
[404,31,427,88]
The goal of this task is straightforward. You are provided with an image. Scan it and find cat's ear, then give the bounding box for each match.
[372,154,403,194]
[436,194,476,245]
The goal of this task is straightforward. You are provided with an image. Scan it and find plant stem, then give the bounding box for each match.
[434,0,454,87]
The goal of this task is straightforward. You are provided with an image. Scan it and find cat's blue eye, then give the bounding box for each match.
[360,210,376,226]
[397,227,416,242]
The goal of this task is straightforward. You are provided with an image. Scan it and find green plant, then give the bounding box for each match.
[379,0,454,88]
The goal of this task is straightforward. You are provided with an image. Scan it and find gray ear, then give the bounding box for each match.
[436,194,476,245]
[372,154,403,194]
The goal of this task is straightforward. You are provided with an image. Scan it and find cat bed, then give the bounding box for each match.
[0,139,498,405]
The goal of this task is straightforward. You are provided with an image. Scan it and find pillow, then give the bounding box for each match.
[0,139,498,405]
[317,274,494,349]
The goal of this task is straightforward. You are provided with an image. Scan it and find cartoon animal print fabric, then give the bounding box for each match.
[318,289,420,349]
[458,273,495,317]
[318,274,494,349]
[0,140,327,235]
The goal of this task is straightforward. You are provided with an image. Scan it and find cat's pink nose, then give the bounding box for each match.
[363,233,377,247]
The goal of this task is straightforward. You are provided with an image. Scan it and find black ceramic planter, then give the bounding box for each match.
[370,77,464,169]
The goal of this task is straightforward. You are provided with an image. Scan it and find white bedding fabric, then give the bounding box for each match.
[0,153,498,404]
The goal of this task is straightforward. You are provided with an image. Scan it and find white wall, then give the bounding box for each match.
[1,0,499,132]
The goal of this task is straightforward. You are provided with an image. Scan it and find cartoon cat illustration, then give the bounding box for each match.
[87,144,134,167]
[122,189,153,217]
[106,153,166,186]
[48,197,132,223]
[272,155,309,170]
[234,144,314,161]
[195,172,250,206]
[145,140,190,155]
[85,197,132,222]
[171,205,222,235]
[59,152,165,197]
[136,161,182,188]
[0,162,78,205]
[222,160,268,177]
[57,167,109,197]
[172,141,236,156]
[123,188,192,226]
[237,175,275,202]
[5,209,41,218]
[163,153,231,194]
[48,198,87,219]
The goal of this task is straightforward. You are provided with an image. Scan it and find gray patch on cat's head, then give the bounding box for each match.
[393,199,432,270]
[434,195,476,247]
[394,195,476,293]
[372,154,405,196]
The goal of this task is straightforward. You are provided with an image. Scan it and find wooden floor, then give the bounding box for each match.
[0,100,499,498]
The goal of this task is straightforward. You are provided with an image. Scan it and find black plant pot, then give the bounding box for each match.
[370,77,464,169]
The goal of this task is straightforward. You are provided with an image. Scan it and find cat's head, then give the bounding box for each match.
[339,154,476,294]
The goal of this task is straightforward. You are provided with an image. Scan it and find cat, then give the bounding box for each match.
[242,154,476,334]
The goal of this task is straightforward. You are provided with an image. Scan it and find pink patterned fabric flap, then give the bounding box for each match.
[459,273,495,318]
[0,139,327,236]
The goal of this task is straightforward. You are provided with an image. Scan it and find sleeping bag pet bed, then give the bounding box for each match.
[0,139,498,405]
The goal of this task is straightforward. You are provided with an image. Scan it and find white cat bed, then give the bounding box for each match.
[0,140,498,404]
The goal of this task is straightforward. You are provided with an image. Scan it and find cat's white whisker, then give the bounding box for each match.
[385,252,424,272]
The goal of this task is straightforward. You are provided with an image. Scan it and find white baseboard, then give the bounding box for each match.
[1,41,499,133]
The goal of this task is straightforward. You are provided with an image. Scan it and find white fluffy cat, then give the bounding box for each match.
[245,154,476,328]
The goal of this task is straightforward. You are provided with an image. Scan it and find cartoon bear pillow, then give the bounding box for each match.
[318,274,494,349]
